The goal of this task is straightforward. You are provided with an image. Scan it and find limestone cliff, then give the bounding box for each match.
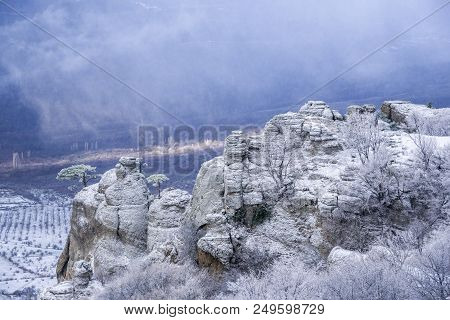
[46,158,191,299]
[190,100,449,268]
[44,100,450,299]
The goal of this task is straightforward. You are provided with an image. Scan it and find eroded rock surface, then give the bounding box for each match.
[56,157,150,283]
[46,99,450,298]
[41,260,102,300]
[190,101,352,267]
[189,100,450,269]
[47,157,193,299]
[147,188,191,263]
[381,101,450,133]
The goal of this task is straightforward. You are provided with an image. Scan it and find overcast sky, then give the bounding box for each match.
[1,0,450,136]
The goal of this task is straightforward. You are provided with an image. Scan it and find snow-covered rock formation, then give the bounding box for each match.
[47,157,191,299]
[381,101,450,134]
[190,101,350,267]
[56,157,150,284]
[190,100,449,269]
[41,260,102,300]
[45,100,450,298]
[147,188,191,263]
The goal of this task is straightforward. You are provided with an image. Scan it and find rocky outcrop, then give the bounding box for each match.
[327,245,392,268]
[196,214,234,271]
[147,188,191,263]
[381,101,450,133]
[299,101,344,120]
[54,100,355,286]
[47,99,450,298]
[189,100,450,270]
[56,184,103,281]
[347,104,376,115]
[381,101,423,126]
[41,260,102,300]
[46,156,194,299]
[189,157,225,228]
[189,101,353,269]
[56,157,150,283]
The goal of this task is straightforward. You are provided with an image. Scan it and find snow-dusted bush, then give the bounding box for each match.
[220,252,412,300]
[402,144,450,250]
[234,246,277,274]
[218,226,449,300]
[96,261,220,300]
[221,258,316,300]
[407,227,450,300]
[341,130,449,250]
[320,254,413,300]
[355,146,403,213]
[343,112,386,164]
[408,110,450,137]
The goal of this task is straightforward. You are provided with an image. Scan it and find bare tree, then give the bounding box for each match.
[353,146,408,237]
[343,112,385,164]
[408,229,450,300]
[408,110,450,136]
[263,123,298,199]
[408,112,438,171]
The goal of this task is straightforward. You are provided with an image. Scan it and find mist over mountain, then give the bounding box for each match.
[1,0,450,154]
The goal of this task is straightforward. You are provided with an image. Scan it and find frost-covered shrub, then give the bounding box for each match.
[96,261,220,300]
[221,258,316,300]
[320,256,412,300]
[408,110,450,137]
[220,226,449,300]
[234,245,277,274]
[342,112,386,164]
[355,147,404,213]
[336,140,449,251]
[407,227,450,300]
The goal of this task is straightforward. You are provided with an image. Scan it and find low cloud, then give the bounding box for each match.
[1,0,449,138]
